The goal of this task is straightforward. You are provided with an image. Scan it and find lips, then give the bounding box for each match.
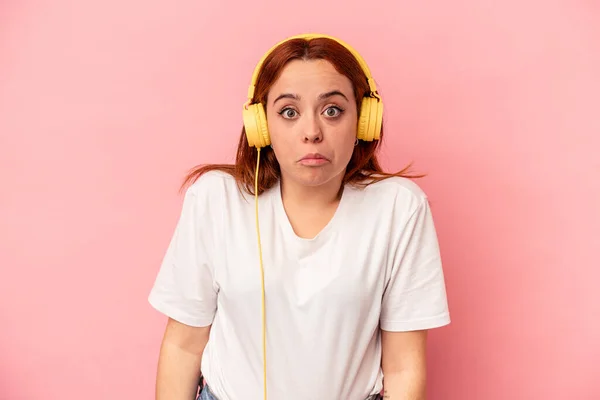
[298,153,329,166]
[300,153,327,161]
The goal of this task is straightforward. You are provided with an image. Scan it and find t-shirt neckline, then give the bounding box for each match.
[272,179,351,245]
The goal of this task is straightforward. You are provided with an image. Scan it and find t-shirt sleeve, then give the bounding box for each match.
[380,197,451,332]
[148,183,218,327]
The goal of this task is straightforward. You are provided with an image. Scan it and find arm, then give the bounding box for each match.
[379,196,450,398]
[381,329,428,400]
[149,181,220,399]
[156,318,211,400]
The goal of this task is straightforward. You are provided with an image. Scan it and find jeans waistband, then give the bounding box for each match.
[198,383,383,400]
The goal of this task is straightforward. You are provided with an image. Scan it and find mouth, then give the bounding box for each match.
[298,153,330,166]
[300,153,327,161]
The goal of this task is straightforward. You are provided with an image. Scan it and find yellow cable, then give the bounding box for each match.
[254,148,267,400]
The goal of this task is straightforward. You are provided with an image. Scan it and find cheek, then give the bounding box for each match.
[339,140,356,163]
[268,125,288,149]
[335,122,358,154]
[267,127,293,160]
[266,112,285,140]
[267,117,297,150]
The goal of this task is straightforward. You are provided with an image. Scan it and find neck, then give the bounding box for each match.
[279,174,344,210]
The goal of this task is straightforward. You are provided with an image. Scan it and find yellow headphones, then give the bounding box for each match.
[243,33,384,148]
[242,33,383,400]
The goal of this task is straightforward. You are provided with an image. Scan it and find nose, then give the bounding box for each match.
[302,116,323,143]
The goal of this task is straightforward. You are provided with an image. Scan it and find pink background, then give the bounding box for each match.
[1,1,599,399]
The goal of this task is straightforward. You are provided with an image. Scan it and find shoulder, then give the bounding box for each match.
[185,169,239,198]
[357,175,429,206]
[344,175,433,229]
[180,169,244,216]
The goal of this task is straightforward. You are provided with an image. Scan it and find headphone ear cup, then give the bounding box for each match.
[366,96,382,141]
[367,97,378,141]
[243,104,259,147]
[357,97,371,141]
[357,97,384,141]
[243,103,271,148]
[254,103,271,148]
[373,98,383,141]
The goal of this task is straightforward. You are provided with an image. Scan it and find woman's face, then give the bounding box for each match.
[265,59,358,189]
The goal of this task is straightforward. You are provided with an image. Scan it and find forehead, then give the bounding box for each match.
[269,59,354,96]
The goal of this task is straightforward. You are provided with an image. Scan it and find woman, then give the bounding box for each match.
[148,33,451,400]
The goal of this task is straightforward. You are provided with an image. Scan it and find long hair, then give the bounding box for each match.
[180,37,425,195]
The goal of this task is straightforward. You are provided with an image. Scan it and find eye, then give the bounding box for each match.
[323,106,344,118]
[278,107,298,119]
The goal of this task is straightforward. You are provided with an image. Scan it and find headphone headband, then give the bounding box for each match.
[246,33,379,104]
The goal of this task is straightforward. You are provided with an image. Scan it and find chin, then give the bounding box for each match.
[285,165,345,188]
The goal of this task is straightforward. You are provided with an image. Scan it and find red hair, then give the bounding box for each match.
[180,37,425,195]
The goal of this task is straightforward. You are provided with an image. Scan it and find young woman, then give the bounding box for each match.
[148,33,451,400]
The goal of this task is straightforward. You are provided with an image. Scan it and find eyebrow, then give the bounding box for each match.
[272,90,349,105]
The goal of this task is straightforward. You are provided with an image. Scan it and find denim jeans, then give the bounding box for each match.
[196,383,383,400]
[197,383,218,400]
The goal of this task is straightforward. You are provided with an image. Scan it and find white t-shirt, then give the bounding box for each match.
[148,170,450,400]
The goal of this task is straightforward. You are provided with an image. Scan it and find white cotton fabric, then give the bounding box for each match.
[149,170,450,400]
